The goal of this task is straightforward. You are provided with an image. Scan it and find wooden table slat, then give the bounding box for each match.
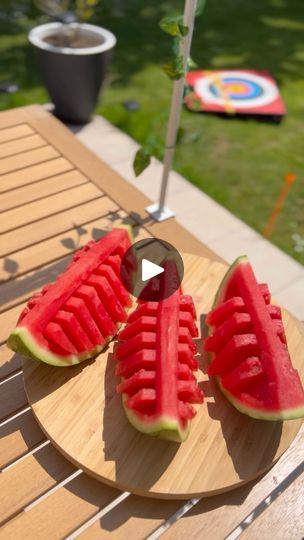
[0,170,87,213]
[79,494,185,540]
[0,210,127,283]
[0,255,72,313]
[0,444,75,526]
[0,305,24,345]
[0,124,34,144]
[0,146,59,175]
[0,105,48,129]
[0,196,116,258]
[0,373,28,422]
[0,134,46,159]
[0,346,21,380]
[240,468,304,540]
[0,474,183,540]
[0,409,45,470]
[0,474,119,540]
[0,182,102,235]
[0,157,74,194]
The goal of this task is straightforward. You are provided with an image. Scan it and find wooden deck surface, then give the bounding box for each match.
[0,105,303,539]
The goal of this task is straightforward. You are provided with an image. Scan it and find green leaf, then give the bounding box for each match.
[188,96,202,111]
[187,55,198,70]
[133,148,151,177]
[176,127,186,145]
[145,134,164,157]
[162,55,184,80]
[195,0,207,17]
[186,130,201,143]
[76,0,99,20]
[159,16,189,38]
[176,127,201,146]
[81,9,93,20]
[183,83,193,97]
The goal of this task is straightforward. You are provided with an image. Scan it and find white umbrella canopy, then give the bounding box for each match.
[146,0,198,222]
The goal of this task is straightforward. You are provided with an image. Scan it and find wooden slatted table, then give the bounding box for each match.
[0,105,303,540]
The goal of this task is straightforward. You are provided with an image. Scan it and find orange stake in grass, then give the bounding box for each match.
[263,172,297,238]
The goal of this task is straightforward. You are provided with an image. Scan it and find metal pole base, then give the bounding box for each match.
[145,203,175,222]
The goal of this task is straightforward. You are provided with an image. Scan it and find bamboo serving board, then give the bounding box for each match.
[23,254,304,499]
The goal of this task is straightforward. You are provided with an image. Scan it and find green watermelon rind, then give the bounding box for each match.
[122,395,190,443]
[207,255,304,421]
[117,222,133,240]
[212,255,248,311]
[7,326,113,367]
[218,379,304,421]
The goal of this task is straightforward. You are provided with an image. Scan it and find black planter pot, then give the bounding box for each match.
[29,23,116,124]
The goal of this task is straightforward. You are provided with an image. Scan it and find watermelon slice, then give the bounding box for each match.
[7,227,133,367]
[204,256,304,420]
[115,259,204,442]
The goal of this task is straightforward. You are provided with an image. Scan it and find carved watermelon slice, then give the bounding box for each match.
[8,227,133,367]
[115,259,204,442]
[204,256,304,420]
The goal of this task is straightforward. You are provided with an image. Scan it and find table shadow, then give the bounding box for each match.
[102,351,179,495]
[22,355,97,406]
[0,407,46,468]
[0,352,22,380]
[199,316,282,480]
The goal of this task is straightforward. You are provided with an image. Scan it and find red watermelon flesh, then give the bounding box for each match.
[115,259,204,442]
[7,227,133,366]
[204,256,304,420]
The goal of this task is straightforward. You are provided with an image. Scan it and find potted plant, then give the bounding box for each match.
[29,0,116,123]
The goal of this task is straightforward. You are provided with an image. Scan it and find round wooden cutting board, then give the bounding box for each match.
[23,254,304,499]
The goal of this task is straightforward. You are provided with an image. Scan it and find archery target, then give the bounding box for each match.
[194,70,279,110]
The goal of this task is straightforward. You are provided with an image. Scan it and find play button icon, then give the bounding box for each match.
[142,259,164,282]
[120,238,184,302]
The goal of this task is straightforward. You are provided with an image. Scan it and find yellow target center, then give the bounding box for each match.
[223,82,247,94]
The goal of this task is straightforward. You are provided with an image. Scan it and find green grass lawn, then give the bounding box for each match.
[1,0,303,264]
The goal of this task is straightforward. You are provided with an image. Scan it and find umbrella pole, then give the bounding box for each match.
[146,0,198,222]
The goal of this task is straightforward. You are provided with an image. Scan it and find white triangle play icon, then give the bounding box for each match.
[141,259,164,282]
